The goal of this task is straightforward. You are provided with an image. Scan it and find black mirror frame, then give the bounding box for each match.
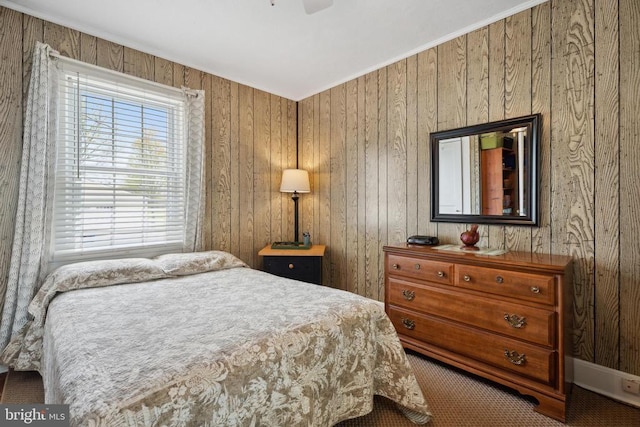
[430,114,541,226]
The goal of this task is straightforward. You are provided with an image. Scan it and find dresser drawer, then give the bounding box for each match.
[386,254,453,285]
[454,265,555,305]
[387,278,555,347]
[388,307,555,385]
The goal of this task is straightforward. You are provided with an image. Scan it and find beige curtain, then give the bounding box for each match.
[182,88,206,252]
[0,42,59,352]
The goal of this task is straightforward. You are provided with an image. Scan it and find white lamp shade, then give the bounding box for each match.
[280,169,310,193]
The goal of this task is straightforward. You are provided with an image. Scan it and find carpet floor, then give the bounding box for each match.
[2,351,639,426]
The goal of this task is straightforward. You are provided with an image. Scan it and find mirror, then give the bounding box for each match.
[431,114,540,226]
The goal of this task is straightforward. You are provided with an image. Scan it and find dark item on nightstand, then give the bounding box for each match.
[259,244,326,285]
[271,241,311,250]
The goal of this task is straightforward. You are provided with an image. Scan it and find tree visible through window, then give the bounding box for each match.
[52,67,187,263]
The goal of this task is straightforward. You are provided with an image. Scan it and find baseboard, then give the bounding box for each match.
[572,357,640,408]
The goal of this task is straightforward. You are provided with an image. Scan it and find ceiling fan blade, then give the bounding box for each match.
[303,0,333,14]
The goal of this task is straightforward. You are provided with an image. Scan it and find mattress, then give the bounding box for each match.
[1,251,431,426]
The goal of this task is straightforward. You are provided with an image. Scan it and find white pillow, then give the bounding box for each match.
[28,258,167,318]
[153,250,248,276]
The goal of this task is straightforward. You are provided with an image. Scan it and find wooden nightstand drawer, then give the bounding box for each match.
[263,256,322,284]
[259,244,326,285]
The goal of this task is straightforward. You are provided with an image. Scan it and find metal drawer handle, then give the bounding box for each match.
[402,289,415,301]
[504,349,527,366]
[496,275,504,284]
[463,275,471,282]
[504,313,527,329]
[414,263,421,270]
[401,318,415,330]
[530,286,540,294]
[437,271,445,278]
[288,263,295,270]
[392,264,399,270]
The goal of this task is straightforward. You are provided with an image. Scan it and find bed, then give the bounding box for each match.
[1,251,431,426]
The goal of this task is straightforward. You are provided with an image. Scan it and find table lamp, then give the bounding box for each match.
[280,169,310,243]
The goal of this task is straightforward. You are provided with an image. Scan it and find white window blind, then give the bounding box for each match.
[52,61,188,263]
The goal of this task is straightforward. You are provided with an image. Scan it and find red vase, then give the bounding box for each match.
[460,224,480,248]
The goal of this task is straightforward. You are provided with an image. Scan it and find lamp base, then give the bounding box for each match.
[271,241,312,250]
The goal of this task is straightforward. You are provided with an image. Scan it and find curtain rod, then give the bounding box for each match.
[48,49,200,97]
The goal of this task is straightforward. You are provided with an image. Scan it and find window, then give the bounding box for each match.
[52,62,189,263]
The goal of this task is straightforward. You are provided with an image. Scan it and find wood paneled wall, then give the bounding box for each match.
[1,0,639,377]
[0,7,296,317]
[298,0,640,375]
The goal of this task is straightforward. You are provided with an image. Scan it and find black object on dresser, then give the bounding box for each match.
[259,244,326,285]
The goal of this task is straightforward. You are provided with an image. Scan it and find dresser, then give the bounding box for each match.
[259,244,326,285]
[383,244,573,422]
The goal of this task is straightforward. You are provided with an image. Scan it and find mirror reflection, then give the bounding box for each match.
[431,114,539,226]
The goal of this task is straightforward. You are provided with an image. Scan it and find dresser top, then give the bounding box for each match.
[384,243,572,273]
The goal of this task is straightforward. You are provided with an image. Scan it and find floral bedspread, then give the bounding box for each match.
[1,252,431,426]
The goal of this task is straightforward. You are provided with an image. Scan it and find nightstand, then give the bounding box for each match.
[258,244,326,285]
